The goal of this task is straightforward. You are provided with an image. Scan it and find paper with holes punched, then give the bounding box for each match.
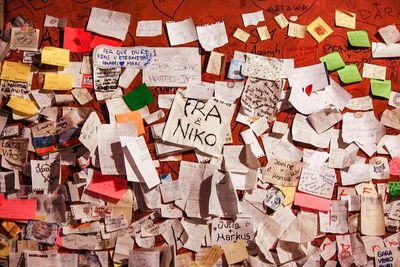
[166,17,198,46]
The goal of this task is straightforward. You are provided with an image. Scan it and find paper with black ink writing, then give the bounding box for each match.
[162,90,235,156]
[241,54,284,80]
[211,218,254,245]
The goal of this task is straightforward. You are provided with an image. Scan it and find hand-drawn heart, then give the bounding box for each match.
[119,61,125,67]
[304,84,313,96]
[152,0,185,19]
[40,163,60,185]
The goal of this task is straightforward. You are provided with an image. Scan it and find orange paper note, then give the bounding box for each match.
[115,111,145,135]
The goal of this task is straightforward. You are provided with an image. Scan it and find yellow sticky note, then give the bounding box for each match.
[257,26,270,41]
[43,73,73,90]
[41,47,70,67]
[0,61,31,82]
[222,240,249,265]
[307,17,333,43]
[7,96,38,115]
[276,186,296,206]
[335,10,356,29]
[233,28,250,43]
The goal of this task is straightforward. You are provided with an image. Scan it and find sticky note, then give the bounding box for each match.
[389,181,400,196]
[307,17,333,43]
[0,61,30,82]
[41,46,70,67]
[86,171,127,202]
[63,27,92,53]
[319,52,345,71]
[338,64,362,84]
[123,83,154,111]
[294,192,331,211]
[347,30,370,47]
[257,26,270,41]
[389,157,400,176]
[371,79,391,99]
[335,10,356,29]
[43,73,74,90]
[7,96,38,115]
[116,111,145,135]
[233,28,250,43]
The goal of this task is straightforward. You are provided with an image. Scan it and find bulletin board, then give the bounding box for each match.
[4,0,400,260]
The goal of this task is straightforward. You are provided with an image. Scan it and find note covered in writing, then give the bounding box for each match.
[86,171,127,202]
[371,79,391,99]
[319,52,345,71]
[274,13,289,28]
[257,26,270,41]
[166,17,198,46]
[335,10,356,29]
[7,96,38,115]
[87,7,131,40]
[288,22,306,38]
[347,30,370,47]
[0,196,37,220]
[0,61,30,82]
[123,83,154,111]
[41,47,70,67]
[116,111,145,135]
[338,64,362,83]
[307,17,333,43]
[362,63,386,80]
[43,73,73,90]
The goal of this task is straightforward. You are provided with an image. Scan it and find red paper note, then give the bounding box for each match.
[86,171,127,202]
[90,34,123,49]
[63,27,92,53]
[0,195,37,220]
[294,192,331,212]
[390,157,400,176]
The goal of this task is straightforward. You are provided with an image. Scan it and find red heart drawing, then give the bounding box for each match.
[152,0,185,19]
[305,84,312,96]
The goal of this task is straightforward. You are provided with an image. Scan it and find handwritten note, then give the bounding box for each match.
[143,47,201,87]
[93,66,121,92]
[0,61,30,82]
[307,17,333,43]
[239,77,283,121]
[43,73,73,90]
[10,27,39,51]
[298,166,336,198]
[166,17,198,46]
[93,45,154,69]
[162,90,235,156]
[86,7,131,40]
[196,21,228,51]
[347,30,370,47]
[136,20,162,37]
[260,158,301,186]
[0,80,29,97]
[211,218,254,246]
[335,10,356,29]
[7,96,38,115]
[241,54,284,80]
[41,47,70,67]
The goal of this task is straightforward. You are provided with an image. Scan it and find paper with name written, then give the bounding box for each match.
[261,157,301,186]
[211,218,254,246]
[142,47,201,87]
[162,90,235,156]
[93,45,154,69]
[86,7,131,40]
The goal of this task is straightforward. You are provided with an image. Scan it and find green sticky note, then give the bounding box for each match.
[123,83,154,111]
[337,64,362,84]
[371,79,391,99]
[389,181,400,197]
[319,52,345,71]
[347,30,370,47]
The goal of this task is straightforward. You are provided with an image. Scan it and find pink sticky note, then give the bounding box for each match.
[86,171,127,202]
[0,198,37,220]
[390,157,400,176]
[90,34,123,49]
[294,192,331,212]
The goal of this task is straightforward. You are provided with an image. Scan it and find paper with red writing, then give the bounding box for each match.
[0,195,37,220]
[86,171,127,202]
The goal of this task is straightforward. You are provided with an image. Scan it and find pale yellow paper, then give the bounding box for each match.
[0,61,30,82]
[43,73,73,90]
[7,96,38,115]
[335,10,356,29]
[233,28,250,43]
[307,17,333,43]
[41,47,70,67]
[257,26,270,41]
